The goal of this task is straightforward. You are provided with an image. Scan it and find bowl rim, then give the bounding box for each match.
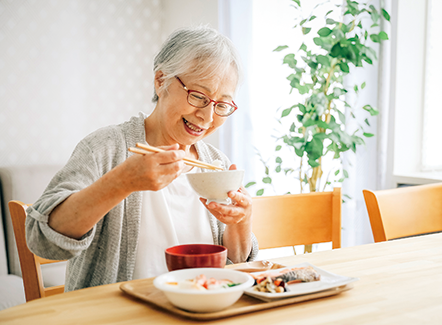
[153,268,255,295]
[186,169,245,176]
[165,244,227,257]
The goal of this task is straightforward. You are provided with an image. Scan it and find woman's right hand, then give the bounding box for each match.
[120,143,186,192]
[48,144,185,239]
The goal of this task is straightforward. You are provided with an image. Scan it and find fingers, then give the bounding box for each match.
[229,187,251,207]
[125,143,186,192]
[201,197,249,225]
[157,143,180,151]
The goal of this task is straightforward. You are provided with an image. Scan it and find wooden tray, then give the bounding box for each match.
[120,278,353,321]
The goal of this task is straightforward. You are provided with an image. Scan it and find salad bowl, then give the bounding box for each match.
[153,268,254,312]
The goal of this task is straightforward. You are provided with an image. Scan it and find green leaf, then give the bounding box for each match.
[343,194,353,200]
[379,31,389,40]
[275,145,282,151]
[283,53,297,69]
[302,27,312,35]
[316,55,330,67]
[265,166,269,175]
[275,165,281,173]
[276,157,282,163]
[343,169,349,178]
[361,82,366,89]
[245,181,256,188]
[364,118,370,126]
[313,133,328,141]
[333,87,347,97]
[300,18,307,26]
[300,43,307,51]
[294,147,304,157]
[289,122,296,132]
[308,159,320,168]
[309,15,317,21]
[337,109,346,124]
[354,85,358,93]
[370,34,380,43]
[339,61,350,73]
[262,177,272,184]
[298,103,306,113]
[281,107,293,117]
[334,170,340,176]
[318,27,332,37]
[325,10,333,16]
[296,84,311,95]
[363,132,375,137]
[308,61,318,69]
[227,281,241,287]
[381,8,390,21]
[256,189,264,196]
[305,137,323,160]
[273,45,289,52]
[363,104,379,116]
[369,5,380,24]
[313,37,323,47]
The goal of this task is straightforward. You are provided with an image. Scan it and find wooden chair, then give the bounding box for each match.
[252,187,341,251]
[363,183,442,243]
[8,200,65,302]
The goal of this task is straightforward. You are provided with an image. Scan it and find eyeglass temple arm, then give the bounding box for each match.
[175,76,188,90]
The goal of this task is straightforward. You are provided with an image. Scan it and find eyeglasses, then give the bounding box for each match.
[175,76,238,117]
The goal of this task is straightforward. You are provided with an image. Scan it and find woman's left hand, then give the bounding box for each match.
[200,164,252,225]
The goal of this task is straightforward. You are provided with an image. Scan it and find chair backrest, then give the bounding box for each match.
[252,187,341,250]
[363,183,442,243]
[8,200,65,302]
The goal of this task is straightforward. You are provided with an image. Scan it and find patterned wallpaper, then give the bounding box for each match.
[0,0,163,166]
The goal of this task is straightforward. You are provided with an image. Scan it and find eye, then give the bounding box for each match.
[190,93,205,100]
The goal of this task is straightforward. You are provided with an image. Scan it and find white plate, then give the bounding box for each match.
[244,262,358,302]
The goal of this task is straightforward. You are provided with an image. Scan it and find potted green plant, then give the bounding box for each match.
[247,0,390,197]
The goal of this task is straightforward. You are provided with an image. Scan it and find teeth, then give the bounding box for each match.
[184,119,203,132]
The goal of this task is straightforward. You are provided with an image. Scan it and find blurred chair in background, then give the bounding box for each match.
[363,183,442,243]
[252,187,341,252]
[9,200,65,302]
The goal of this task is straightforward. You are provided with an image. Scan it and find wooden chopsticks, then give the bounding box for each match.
[128,143,224,171]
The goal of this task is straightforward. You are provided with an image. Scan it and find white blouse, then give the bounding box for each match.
[132,168,213,279]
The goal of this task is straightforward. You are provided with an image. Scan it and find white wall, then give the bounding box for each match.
[0,0,164,166]
[0,0,221,167]
[389,0,442,185]
[393,0,426,177]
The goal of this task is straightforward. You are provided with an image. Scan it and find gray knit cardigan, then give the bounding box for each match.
[26,112,259,292]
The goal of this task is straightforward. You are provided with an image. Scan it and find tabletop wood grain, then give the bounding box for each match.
[1,233,441,324]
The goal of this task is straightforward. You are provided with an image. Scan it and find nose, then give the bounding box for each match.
[195,102,214,123]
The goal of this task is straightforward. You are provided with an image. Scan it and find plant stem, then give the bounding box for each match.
[299,156,304,193]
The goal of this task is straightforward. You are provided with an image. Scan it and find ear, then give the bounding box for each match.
[154,71,166,98]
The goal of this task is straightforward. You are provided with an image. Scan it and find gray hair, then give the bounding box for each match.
[152,25,242,102]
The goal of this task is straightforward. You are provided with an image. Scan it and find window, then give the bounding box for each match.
[422,0,442,171]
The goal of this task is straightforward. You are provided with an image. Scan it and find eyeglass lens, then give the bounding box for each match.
[187,92,235,116]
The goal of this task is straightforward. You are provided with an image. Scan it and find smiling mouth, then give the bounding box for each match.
[183,118,204,132]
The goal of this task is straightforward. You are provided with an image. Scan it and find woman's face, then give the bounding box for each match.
[154,67,238,147]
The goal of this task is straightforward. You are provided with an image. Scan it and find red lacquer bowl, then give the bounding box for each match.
[165,244,228,271]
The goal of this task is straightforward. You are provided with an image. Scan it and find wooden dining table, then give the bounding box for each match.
[1,233,441,324]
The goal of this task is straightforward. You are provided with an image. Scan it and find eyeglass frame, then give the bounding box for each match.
[175,76,238,117]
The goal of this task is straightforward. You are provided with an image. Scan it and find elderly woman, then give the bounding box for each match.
[26,26,258,292]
